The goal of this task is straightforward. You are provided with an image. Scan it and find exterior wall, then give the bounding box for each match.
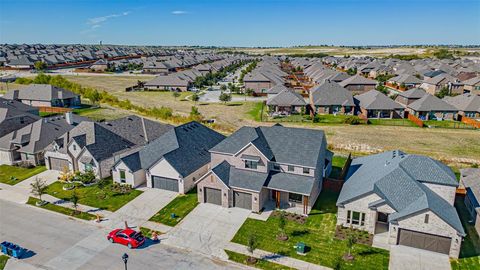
[336,193,382,234]
[112,161,146,188]
[233,144,269,173]
[148,158,181,186]
[269,161,315,178]
[182,163,209,194]
[0,150,14,165]
[244,81,271,94]
[21,100,52,107]
[315,105,354,115]
[423,183,456,205]
[391,211,462,258]
[476,212,480,236]
[196,172,230,208]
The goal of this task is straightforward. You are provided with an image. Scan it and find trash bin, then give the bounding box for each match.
[170,213,176,219]
[295,242,306,254]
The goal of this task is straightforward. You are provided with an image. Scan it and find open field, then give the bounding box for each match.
[65,75,480,165]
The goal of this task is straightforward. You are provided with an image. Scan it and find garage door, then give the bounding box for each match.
[205,187,222,205]
[151,176,179,192]
[398,229,451,254]
[49,157,69,171]
[234,191,252,210]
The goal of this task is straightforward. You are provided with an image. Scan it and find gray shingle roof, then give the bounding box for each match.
[354,90,404,110]
[210,124,327,168]
[337,150,464,235]
[408,94,457,112]
[398,88,427,99]
[443,94,480,113]
[339,75,377,87]
[4,84,79,101]
[265,172,315,195]
[266,89,306,106]
[212,161,268,192]
[310,81,355,106]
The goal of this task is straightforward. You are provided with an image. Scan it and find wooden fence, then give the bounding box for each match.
[408,113,424,127]
[38,106,72,114]
[323,178,344,192]
[460,116,480,129]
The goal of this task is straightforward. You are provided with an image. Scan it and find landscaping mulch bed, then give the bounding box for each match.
[271,211,306,224]
[335,226,373,246]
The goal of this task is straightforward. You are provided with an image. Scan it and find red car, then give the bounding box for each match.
[107,229,145,249]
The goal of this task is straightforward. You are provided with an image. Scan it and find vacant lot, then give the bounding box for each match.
[66,75,480,164]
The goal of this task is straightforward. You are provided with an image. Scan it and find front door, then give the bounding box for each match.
[377,212,389,223]
[271,190,280,208]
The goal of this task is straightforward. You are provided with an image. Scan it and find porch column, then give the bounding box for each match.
[276,190,280,208]
[303,196,309,215]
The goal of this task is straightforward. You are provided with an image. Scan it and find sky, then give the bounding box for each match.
[0,0,479,46]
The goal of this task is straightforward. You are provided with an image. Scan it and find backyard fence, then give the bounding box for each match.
[37,106,72,114]
[408,114,424,127]
[460,116,480,129]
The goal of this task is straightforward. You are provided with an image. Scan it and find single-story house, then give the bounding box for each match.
[4,84,81,108]
[354,90,404,119]
[309,81,355,115]
[462,76,480,95]
[407,94,458,120]
[387,74,423,90]
[111,121,225,190]
[196,124,332,215]
[338,75,377,94]
[394,88,427,106]
[444,94,480,119]
[266,89,307,115]
[144,75,191,92]
[337,150,465,258]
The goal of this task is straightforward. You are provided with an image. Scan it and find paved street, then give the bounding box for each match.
[0,200,248,270]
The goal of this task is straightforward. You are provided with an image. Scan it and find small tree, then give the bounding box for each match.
[220,84,227,91]
[247,233,259,264]
[189,106,203,121]
[34,61,47,71]
[71,190,79,214]
[172,91,181,101]
[191,93,199,105]
[30,177,48,202]
[277,211,288,240]
[219,92,232,104]
[344,227,358,260]
[436,86,450,99]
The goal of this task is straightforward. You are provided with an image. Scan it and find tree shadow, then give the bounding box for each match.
[291,229,310,237]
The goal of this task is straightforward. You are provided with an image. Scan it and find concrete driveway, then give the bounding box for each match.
[163,203,251,260]
[389,245,451,270]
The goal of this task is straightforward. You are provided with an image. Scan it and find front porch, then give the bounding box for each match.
[266,189,310,215]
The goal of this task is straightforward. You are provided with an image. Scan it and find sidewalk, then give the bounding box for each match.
[225,242,331,270]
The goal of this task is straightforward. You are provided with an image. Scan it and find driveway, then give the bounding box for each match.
[389,245,451,270]
[163,203,251,260]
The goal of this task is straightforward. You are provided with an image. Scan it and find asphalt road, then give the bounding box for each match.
[0,200,247,270]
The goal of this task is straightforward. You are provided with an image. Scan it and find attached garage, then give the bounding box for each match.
[398,229,451,254]
[234,191,252,210]
[151,176,179,192]
[204,187,222,205]
[48,157,69,171]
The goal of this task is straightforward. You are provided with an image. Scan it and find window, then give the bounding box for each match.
[288,165,294,172]
[303,167,310,174]
[119,170,126,183]
[424,214,429,224]
[85,163,92,171]
[347,211,365,226]
[288,193,303,203]
[245,160,258,169]
[352,211,361,225]
[272,163,280,171]
[73,144,77,151]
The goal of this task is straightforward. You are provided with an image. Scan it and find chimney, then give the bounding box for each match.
[65,112,73,125]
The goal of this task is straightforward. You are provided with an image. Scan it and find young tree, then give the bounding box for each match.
[191,93,200,105]
[436,86,450,99]
[189,106,203,121]
[247,233,259,264]
[219,92,232,104]
[172,91,181,101]
[34,61,47,71]
[30,177,48,202]
[71,190,79,214]
[344,227,358,260]
[220,84,227,91]
[277,211,288,240]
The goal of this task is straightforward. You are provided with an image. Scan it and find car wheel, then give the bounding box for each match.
[109,237,114,243]
[127,243,132,249]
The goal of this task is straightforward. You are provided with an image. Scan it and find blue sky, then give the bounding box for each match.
[1,0,479,46]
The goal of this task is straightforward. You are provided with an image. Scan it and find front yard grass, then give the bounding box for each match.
[44,179,142,212]
[368,118,417,127]
[0,255,8,270]
[450,197,480,270]
[0,165,46,185]
[27,197,96,220]
[225,250,294,270]
[139,227,163,239]
[149,189,199,226]
[232,190,389,270]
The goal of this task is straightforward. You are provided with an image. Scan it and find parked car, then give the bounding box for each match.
[107,228,145,249]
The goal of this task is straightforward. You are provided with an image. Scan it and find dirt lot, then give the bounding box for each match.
[65,75,480,165]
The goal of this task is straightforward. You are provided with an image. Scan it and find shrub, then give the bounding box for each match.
[343,116,361,125]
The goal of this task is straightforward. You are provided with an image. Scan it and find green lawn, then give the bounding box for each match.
[330,155,348,179]
[368,118,417,127]
[45,179,142,212]
[424,120,473,129]
[0,255,8,270]
[225,250,295,270]
[232,190,389,270]
[248,102,266,121]
[0,165,46,185]
[451,197,480,270]
[149,189,199,226]
[139,227,163,238]
[27,197,96,220]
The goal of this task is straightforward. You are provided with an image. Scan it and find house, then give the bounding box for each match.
[265,85,289,99]
[0,98,40,137]
[266,89,306,115]
[89,59,109,72]
[144,75,191,92]
[460,168,480,235]
[387,74,423,90]
[243,72,274,94]
[407,94,457,120]
[310,81,355,115]
[195,124,332,215]
[336,150,465,258]
[444,94,480,119]
[4,84,81,108]
[338,75,377,94]
[354,90,404,119]
[420,73,457,95]
[394,88,427,106]
[111,121,225,190]
[0,113,85,166]
[462,76,480,95]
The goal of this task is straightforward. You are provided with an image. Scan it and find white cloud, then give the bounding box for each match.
[171,10,188,15]
[86,11,131,30]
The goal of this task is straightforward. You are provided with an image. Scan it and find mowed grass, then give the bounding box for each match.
[329,155,348,179]
[225,250,295,270]
[45,180,142,212]
[149,189,199,226]
[0,165,46,185]
[27,197,96,220]
[368,118,417,127]
[424,120,474,129]
[0,255,9,270]
[450,197,480,270]
[232,190,389,270]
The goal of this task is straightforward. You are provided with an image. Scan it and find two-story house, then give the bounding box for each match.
[336,150,465,258]
[195,124,332,215]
